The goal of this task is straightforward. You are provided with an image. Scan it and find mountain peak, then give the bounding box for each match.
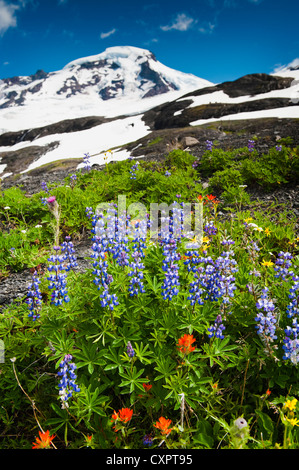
[0,46,212,131]
[63,46,157,69]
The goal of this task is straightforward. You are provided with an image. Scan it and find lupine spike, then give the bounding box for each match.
[90,208,119,310]
[26,271,43,321]
[255,287,277,342]
[57,354,80,408]
[47,245,70,306]
[127,219,146,296]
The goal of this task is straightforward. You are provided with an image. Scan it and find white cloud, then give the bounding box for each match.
[198,22,215,34]
[0,0,19,36]
[0,0,37,36]
[161,13,196,32]
[143,37,158,47]
[100,28,116,39]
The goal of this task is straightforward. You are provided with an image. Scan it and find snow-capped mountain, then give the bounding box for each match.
[0,46,212,133]
[0,49,299,180]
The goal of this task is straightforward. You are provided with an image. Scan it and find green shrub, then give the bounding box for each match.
[209,167,245,190]
[164,149,196,169]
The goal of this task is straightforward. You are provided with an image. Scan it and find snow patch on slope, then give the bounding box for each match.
[190,105,299,126]
[5,114,150,173]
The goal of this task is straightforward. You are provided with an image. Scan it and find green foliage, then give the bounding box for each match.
[0,143,299,450]
[164,149,196,169]
[206,145,299,192]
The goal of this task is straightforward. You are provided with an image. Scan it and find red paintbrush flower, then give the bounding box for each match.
[112,407,133,424]
[177,333,196,355]
[206,194,219,204]
[32,430,55,449]
[142,383,152,392]
[154,417,173,436]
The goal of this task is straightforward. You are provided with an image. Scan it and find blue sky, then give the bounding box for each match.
[0,0,298,83]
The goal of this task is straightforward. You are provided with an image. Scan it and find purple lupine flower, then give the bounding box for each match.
[286,275,299,318]
[159,203,182,301]
[255,287,277,342]
[47,246,70,306]
[247,240,260,257]
[83,153,91,171]
[206,243,237,303]
[127,341,135,358]
[283,318,299,365]
[109,209,130,268]
[143,434,153,446]
[276,145,282,151]
[61,236,78,271]
[70,174,77,187]
[187,240,238,339]
[40,182,51,205]
[187,263,205,306]
[41,181,49,193]
[130,160,139,180]
[127,219,146,296]
[90,211,119,310]
[208,314,225,339]
[161,237,180,300]
[165,170,171,177]
[249,268,261,278]
[206,140,213,151]
[192,159,200,168]
[204,221,217,236]
[274,251,293,281]
[57,354,80,408]
[25,271,43,321]
[85,206,94,219]
[248,140,255,152]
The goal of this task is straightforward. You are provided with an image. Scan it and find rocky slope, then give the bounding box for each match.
[1,115,299,193]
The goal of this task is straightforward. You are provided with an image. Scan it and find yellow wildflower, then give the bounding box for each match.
[284,398,298,412]
[264,228,271,236]
[201,236,210,244]
[286,417,299,427]
[244,217,253,223]
[261,259,274,267]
